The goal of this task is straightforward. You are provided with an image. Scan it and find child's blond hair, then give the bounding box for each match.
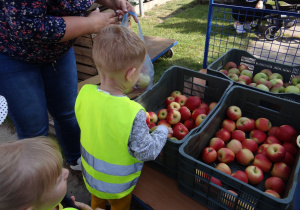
[92,25,146,75]
[0,137,63,210]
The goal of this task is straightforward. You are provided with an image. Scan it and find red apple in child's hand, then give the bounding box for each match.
[276,125,297,143]
[265,189,281,199]
[217,148,235,164]
[245,165,264,185]
[173,123,188,140]
[215,128,231,142]
[232,130,246,142]
[191,108,206,121]
[175,95,188,106]
[157,109,168,120]
[195,114,207,127]
[178,106,191,121]
[271,162,291,181]
[185,96,201,111]
[148,112,158,124]
[209,137,225,151]
[166,110,181,125]
[167,101,181,111]
[231,170,248,183]
[171,90,182,98]
[164,96,175,107]
[236,117,252,132]
[242,139,258,153]
[226,105,242,121]
[236,149,254,166]
[265,177,286,195]
[201,147,217,164]
[266,143,286,163]
[184,118,195,131]
[249,130,267,145]
[226,139,242,154]
[255,118,272,132]
[252,154,272,173]
[215,163,231,175]
[222,119,236,132]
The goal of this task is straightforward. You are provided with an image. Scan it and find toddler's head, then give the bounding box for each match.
[0,137,68,210]
[92,25,147,89]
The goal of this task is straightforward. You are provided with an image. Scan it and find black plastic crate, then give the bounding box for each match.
[135,66,233,178]
[207,48,300,103]
[178,86,300,209]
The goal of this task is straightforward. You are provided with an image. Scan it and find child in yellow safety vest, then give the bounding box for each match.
[75,25,172,210]
[0,137,99,210]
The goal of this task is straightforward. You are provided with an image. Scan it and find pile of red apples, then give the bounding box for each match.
[200,105,299,199]
[220,61,300,94]
[145,90,217,140]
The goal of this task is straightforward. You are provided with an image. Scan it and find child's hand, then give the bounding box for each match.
[70,196,93,210]
[167,127,173,134]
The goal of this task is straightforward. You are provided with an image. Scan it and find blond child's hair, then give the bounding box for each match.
[0,137,63,210]
[92,25,146,75]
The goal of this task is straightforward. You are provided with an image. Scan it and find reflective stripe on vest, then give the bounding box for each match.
[81,145,144,176]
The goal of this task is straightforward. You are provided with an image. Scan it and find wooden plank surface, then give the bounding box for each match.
[133,165,209,210]
[144,36,177,61]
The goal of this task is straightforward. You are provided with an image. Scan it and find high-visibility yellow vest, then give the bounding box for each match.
[75,85,145,199]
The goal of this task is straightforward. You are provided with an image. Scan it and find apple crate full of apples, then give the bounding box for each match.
[135,66,233,178]
[206,48,300,103]
[178,85,300,210]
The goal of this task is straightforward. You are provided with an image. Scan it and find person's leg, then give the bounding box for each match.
[41,48,81,165]
[0,53,49,138]
[91,194,107,209]
[108,193,132,210]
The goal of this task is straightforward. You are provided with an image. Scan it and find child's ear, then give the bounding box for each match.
[125,67,136,82]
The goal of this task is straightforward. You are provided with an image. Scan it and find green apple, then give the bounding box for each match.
[240,70,253,79]
[219,69,229,75]
[253,72,268,83]
[296,83,300,90]
[137,74,151,89]
[270,84,285,93]
[269,73,283,80]
[291,76,300,86]
[249,83,257,87]
[285,85,300,94]
[228,73,239,82]
[269,78,283,86]
[228,68,240,76]
[260,69,273,77]
[256,84,269,92]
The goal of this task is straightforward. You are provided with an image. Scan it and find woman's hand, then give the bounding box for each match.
[87,8,120,33]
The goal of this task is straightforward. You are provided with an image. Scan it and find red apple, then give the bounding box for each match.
[215,162,231,175]
[217,148,235,164]
[271,162,291,181]
[242,139,258,153]
[211,177,222,187]
[226,139,242,154]
[222,119,236,132]
[157,119,171,127]
[166,110,181,125]
[157,109,168,120]
[257,144,269,156]
[175,95,188,106]
[266,143,286,163]
[167,101,181,111]
[231,170,248,183]
[199,103,209,114]
[231,130,246,142]
[236,149,254,166]
[282,142,298,156]
[265,136,281,144]
[249,130,267,145]
[245,165,264,185]
[265,177,286,195]
[238,75,251,85]
[276,125,297,143]
[249,118,256,131]
[148,123,156,130]
[195,114,207,127]
[265,189,281,199]
[185,96,201,111]
[208,102,217,111]
[215,128,231,142]
[173,123,189,140]
[171,90,182,98]
[146,112,150,124]
[224,61,237,70]
[191,108,206,121]
[283,151,295,167]
[255,118,272,132]
[238,64,249,71]
[148,111,158,124]
[201,147,217,164]
[268,126,279,137]
[252,154,272,173]
[184,118,195,131]
[226,106,242,121]
[178,106,191,121]
[209,137,225,151]
[236,117,253,132]
[164,96,175,107]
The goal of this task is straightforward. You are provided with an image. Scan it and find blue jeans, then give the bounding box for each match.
[0,48,80,165]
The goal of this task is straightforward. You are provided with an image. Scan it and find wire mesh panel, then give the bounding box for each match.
[203,1,300,68]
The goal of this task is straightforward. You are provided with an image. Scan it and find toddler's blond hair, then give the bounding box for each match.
[0,137,63,210]
[92,25,146,75]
